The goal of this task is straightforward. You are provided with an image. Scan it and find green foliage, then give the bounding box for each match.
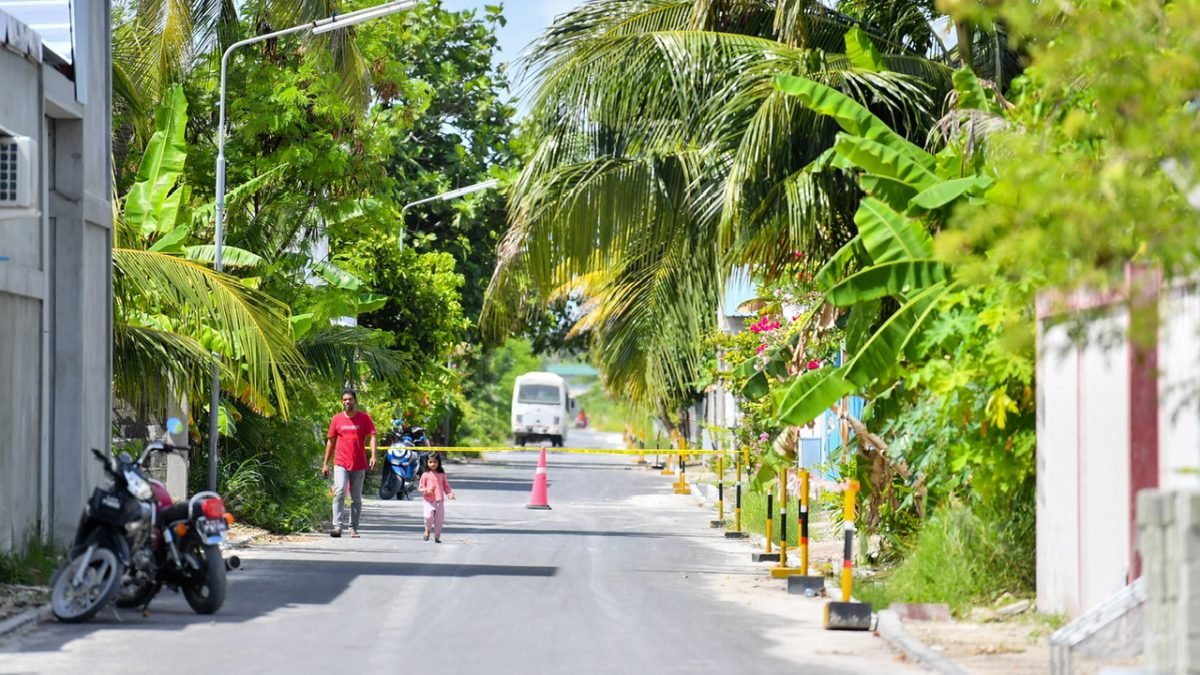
[951,0,1200,295]
[112,2,517,532]
[855,501,1035,614]
[576,386,632,434]
[455,339,542,447]
[0,533,61,586]
[202,398,331,533]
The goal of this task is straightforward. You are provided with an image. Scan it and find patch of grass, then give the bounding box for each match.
[854,501,1035,614]
[0,533,62,586]
[731,487,812,547]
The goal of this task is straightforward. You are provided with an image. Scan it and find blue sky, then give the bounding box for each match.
[440,0,574,97]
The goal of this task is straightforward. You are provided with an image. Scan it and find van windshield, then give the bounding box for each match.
[518,384,561,405]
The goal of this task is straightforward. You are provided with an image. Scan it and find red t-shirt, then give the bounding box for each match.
[327,411,376,471]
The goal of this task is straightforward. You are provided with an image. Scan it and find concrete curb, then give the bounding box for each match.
[0,604,52,639]
[222,531,269,550]
[876,609,970,675]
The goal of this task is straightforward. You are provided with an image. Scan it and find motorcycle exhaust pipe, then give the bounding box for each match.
[225,555,241,571]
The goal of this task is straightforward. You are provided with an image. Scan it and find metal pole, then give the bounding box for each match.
[716,454,724,523]
[208,23,312,493]
[800,469,811,575]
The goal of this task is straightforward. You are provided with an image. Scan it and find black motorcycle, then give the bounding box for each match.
[50,425,233,622]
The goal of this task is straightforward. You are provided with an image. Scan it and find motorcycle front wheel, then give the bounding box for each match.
[379,470,399,500]
[51,545,123,623]
[181,539,226,615]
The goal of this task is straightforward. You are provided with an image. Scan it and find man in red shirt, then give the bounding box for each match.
[322,389,377,538]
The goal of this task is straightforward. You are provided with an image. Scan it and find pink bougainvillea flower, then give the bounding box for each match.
[792,251,805,260]
[759,432,770,442]
[807,359,821,370]
[756,344,767,355]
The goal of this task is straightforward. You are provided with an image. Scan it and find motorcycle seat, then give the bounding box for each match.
[159,501,200,525]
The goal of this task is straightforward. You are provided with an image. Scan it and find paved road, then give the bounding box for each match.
[0,429,919,674]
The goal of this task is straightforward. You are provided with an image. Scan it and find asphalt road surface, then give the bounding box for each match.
[0,429,917,674]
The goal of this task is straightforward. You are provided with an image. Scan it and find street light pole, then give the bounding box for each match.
[208,0,418,492]
[396,178,499,249]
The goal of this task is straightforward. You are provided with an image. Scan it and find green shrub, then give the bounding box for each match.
[855,500,1035,613]
[0,533,61,586]
[199,410,330,534]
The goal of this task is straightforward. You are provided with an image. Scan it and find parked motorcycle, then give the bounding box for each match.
[379,422,433,500]
[379,438,421,500]
[50,419,234,622]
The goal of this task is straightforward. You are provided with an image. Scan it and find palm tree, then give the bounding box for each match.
[111,0,377,155]
[482,0,954,420]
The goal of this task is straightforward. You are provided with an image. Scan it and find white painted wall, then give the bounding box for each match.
[1038,280,1200,617]
[1038,311,1131,616]
[1159,282,1200,490]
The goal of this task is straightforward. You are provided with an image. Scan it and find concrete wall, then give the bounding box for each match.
[1138,488,1200,673]
[0,3,112,550]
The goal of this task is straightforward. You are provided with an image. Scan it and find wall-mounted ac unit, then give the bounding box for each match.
[0,135,37,217]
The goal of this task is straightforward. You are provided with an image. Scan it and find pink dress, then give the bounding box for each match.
[419,471,454,538]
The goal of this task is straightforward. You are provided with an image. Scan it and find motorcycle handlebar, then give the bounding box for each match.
[137,441,187,466]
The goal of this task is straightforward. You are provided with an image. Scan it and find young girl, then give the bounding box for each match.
[419,453,455,543]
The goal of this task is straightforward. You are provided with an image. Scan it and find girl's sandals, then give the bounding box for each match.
[423,530,430,541]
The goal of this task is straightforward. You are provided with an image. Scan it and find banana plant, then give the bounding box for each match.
[760,68,997,428]
[113,85,303,421]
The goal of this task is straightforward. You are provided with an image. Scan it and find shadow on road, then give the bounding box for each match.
[5,557,558,651]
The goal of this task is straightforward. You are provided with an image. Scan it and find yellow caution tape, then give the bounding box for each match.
[379,445,736,456]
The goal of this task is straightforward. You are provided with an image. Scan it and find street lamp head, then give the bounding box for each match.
[437,178,500,201]
[310,0,418,34]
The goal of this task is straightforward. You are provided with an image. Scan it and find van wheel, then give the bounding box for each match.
[514,435,525,447]
[551,435,563,447]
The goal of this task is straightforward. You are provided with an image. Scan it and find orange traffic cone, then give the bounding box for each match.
[527,446,551,510]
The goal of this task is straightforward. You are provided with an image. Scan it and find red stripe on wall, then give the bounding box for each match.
[1127,264,1161,581]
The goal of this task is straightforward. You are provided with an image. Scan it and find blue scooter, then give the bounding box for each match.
[379,436,421,500]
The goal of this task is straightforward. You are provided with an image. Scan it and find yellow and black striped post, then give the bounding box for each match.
[839,479,859,601]
[787,468,826,593]
[824,479,871,630]
[800,469,810,574]
[771,468,805,578]
[765,491,774,554]
[674,453,690,494]
[710,454,725,528]
[752,487,780,563]
[724,447,748,539]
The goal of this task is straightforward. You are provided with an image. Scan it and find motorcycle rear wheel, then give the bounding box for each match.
[51,546,123,623]
[181,540,226,615]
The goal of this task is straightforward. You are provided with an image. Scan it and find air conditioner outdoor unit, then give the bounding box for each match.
[0,135,37,217]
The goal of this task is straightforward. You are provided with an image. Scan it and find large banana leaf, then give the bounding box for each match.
[860,174,919,211]
[833,134,940,192]
[844,26,886,72]
[855,197,934,263]
[773,74,938,174]
[826,259,948,306]
[814,237,864,290]
[775,365,853,426]
[183,245,265,269]
[909,175,994,211]
[952,67,991,112]
[844,282,951,386]
[124,86,188,238]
